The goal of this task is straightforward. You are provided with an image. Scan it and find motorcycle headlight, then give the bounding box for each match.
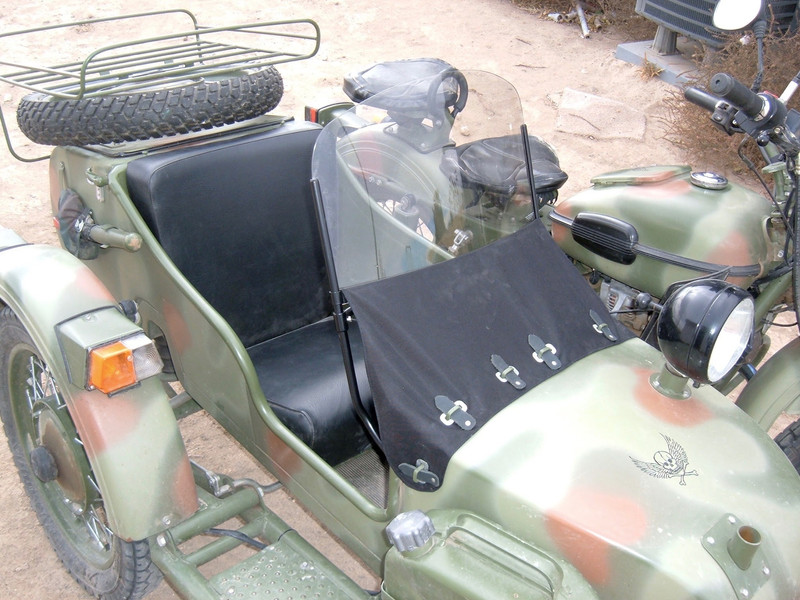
[656,280,754,384]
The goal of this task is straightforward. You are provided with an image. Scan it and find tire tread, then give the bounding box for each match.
[16,67,283,146]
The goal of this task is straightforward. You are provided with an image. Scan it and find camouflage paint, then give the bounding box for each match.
[403,338,800,599]
[736,337,800,429]
[27,129,800,598]
[0,239,197,540]
[550,166,776,298]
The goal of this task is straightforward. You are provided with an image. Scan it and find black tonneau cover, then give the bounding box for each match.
[345,220,631,490]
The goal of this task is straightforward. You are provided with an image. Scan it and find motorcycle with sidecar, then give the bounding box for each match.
[0,7,799,600]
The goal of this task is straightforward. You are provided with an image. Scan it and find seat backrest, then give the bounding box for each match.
[127,121,326,348]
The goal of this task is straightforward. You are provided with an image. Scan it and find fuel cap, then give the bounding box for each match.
[690,171,728,190]
[385,510,435,553]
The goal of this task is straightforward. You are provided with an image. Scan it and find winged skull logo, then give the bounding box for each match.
[630,434,698,485]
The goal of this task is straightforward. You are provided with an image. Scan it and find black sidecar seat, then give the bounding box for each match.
[126,120,373,465]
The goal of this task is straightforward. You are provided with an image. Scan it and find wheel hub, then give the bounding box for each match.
[29,445,58,483]
[32,397,94,513]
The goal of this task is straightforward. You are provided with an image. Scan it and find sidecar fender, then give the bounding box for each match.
[736,337,800,429]
[0,231,197,541]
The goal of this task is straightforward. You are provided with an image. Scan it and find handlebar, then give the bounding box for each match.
[684,87,721,112]
[709,73,765,119]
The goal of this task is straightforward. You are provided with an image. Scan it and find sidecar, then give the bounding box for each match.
[1,12,800,600]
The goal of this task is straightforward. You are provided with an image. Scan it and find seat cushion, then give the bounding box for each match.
[126,121,327,348]
[445,134,568,196]
[247,317,373,465]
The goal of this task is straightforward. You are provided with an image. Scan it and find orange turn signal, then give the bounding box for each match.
[88,341,136,394]
[87,333,163,395]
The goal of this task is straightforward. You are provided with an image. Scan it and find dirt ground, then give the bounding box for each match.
[0,0,796,598]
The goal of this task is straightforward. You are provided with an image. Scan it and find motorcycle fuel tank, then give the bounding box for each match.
[549,165,778,298]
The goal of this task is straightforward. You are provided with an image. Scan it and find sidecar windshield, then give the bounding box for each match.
[312,69,531,288]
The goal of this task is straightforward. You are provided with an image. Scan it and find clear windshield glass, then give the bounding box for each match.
[312,69,533,288]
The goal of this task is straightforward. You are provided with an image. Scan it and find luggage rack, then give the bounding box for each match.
[0,10,320,161]
[0,10,320,99]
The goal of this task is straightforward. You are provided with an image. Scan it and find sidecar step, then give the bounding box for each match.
[149,484,372,600]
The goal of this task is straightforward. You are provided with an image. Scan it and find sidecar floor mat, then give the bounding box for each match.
[247,317,374,466]
[336,448,389,508]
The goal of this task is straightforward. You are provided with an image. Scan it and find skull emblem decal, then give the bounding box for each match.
[631,434,698,485]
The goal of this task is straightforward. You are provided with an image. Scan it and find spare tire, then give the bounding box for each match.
[16,66,283,146]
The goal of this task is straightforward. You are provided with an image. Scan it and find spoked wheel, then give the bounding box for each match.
[0,307,160,600]
[775,418,800,475]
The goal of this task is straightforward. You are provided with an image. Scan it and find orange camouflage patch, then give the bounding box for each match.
[546,486,647,585]
[172,454,200,516]
[71,267,116,302]
[68,388,142,458]
[634,368,713,426]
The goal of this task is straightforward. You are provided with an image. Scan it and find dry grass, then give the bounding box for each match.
[513,0,800,177]
[512,0,657,39]
[640,54,664,79]
[663,28,800,174]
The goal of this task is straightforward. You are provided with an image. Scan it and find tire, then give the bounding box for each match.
[16,66,283,146]
[0,306,161,600]
[776,418,800,475]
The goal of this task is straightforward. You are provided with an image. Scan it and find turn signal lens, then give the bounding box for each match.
[88,333,163,394]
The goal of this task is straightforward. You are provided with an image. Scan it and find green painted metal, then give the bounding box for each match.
[551,165,776,298]
[3,26,799,595]
[383,509,599,599]
[0,242,195,540]
[48,142,396,569]
[150,484,371,600]
[0,11,320,99]
[0,12,320,160]
[736,337,800,428]
[403,339,800,599]
[29,119,800,599]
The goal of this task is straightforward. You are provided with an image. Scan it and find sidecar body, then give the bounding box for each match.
[1,15,800,600]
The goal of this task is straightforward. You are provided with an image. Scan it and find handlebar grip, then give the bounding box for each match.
[684,87,721,112]
[87,225,142,252]
[709,73,764,119]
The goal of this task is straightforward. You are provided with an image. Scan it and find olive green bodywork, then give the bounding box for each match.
[550,165,779,298]
[547,163,800,420]
[4,10,797,599]
[45,125,399,566]
[6,131,794,599]
[0,235,196,540]
[736,337,800,428]
[408,340,800,599]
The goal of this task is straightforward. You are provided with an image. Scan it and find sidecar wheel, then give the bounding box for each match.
[16,66,283,146]
[0,307,161,600]
[776,418,800,474]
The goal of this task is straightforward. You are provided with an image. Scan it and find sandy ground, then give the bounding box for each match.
[0,0,796,598]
